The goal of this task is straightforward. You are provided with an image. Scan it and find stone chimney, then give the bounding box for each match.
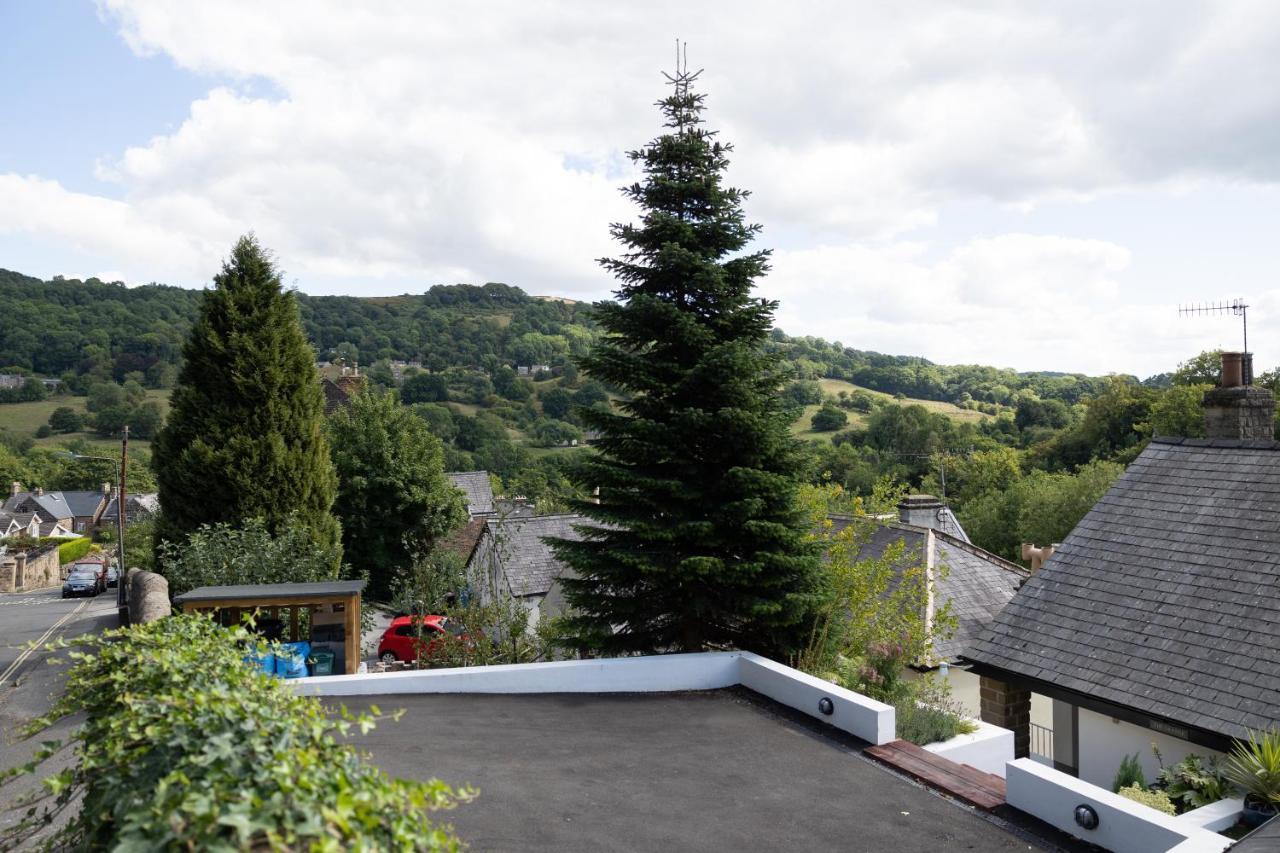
[102,482,112,496]
[8,481,19,498]
[897,494,947,530]
[34,486,43,497]
[1202,352,1275,440]
[1021,543,1058,573]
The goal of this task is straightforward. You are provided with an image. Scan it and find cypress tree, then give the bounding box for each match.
[153,236,340,560]
[550,66,821,658]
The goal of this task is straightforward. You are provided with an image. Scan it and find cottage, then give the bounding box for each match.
[470,513,598,628]
[446,471,496,518]
[99,492,160,526]
[4,483,110,533]
[966,353,1280,787]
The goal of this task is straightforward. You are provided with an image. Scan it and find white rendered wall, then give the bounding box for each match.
[1005,759,1231,853]
[923,718,1013,777]
[736,653,895,745]
[1076,707,1225,789]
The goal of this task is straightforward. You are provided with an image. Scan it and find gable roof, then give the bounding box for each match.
[966,437,1280,741]
[483,514,598,598]
[446,471,495,517]
[831,517,1027,660]
[101,493,160,522]
[321,377,352,415]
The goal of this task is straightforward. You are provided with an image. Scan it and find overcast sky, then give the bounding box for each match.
[3,1,1280,377]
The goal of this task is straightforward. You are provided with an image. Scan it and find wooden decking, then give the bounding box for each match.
[864,739,1007,810]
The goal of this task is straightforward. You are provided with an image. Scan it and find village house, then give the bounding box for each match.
[5,482,112,534]
[446,471,496,518]
[966,353,1280,787]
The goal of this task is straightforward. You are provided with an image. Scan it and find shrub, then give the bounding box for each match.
[57,536,92,564]
[894,698,978,746]
[1225,728,1280,808]
[1154,750,1229,812]
[1118,784,1176,816]
[156,517,342,598]
[0,615,471,850]
[1113,752,1147,792]
[810,404,849,432]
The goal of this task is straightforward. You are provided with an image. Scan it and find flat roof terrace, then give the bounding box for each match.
[333,688,1071,852]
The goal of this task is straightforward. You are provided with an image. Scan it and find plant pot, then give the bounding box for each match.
[1242,794,1278,828]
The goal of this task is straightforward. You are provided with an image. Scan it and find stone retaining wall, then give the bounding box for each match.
[0,545,62,593]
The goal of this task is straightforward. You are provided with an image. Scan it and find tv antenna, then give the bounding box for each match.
[1178,299,1249,355]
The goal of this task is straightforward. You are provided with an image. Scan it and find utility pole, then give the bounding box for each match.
[116,425,129,625]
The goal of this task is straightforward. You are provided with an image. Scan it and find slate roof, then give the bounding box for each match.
[830,517,1027,660]
[15,491,105,520]
[446,471,495,517]
[482,514,599,598]
[101,493,160,522]
[966,437,1280,741]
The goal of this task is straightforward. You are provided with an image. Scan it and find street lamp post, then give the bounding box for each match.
[64,425,129,625]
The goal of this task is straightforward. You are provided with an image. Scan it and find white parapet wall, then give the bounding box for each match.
[295,650,897,745]
[923,717,1013,778]
[1005,759,1233,853]
[735,653,895,745]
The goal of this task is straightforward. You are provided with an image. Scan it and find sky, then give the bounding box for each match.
[2,2,1280,377]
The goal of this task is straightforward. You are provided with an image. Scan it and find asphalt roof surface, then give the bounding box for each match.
[333,689,1066,852]
[174,579,365,603]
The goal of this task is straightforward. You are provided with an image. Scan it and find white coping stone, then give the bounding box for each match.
[735,653,895,745]
[1004,759,1232,853]
[922,717,1013,778]
[294,650,896,746]
[1174,797,1244,833]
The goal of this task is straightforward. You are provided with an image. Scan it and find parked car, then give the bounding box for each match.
[105,565,119,588]
[72,560,108,593]
[376,615,469,664]
[62,567,102,598]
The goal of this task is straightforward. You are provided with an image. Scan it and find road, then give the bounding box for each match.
[0,586,118,842]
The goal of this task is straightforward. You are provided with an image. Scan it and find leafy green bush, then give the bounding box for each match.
[0,615,471,850]
[1154,750,1229,812]
[1113,752,1147,792]
[56,536,92,564]
[1118,784,1176,815]
[157,517,343,598]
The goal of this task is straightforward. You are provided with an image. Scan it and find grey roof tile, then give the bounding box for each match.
[446,471,495,517]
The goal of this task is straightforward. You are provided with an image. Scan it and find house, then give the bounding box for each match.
[470,513,598,628]
[966,353,1280,787]
[446,471,495,517]
[0,511,43,539]
[0,374,26,390]
[99,492,160,527]
[831,495,1035,720]
[5,482,112,533]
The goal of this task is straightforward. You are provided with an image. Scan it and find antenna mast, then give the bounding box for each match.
[1178,299,1250,353]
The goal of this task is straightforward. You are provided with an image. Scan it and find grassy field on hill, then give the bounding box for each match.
[790,378,989,442]
[0,389,170,450]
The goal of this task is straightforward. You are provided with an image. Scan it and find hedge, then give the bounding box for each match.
[0,615,472,850]
[55,536,92,565]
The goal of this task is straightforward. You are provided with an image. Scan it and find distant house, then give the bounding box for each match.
[99,492,160,527]
[320,361,366,415]
[470,514,598,628]
[966,355,1280,786]
[831,494,1030,720]
[0,374,26,390]
[446,471,496,518]
[0,511,42,539]
[5,483,111,533]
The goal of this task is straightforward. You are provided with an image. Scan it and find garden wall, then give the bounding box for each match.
[0,545,61,593]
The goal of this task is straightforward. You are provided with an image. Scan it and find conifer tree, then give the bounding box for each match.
[153,236,340,560]
[550,65,821,658]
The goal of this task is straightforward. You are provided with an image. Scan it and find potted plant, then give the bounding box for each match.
[1225,729,1280,828]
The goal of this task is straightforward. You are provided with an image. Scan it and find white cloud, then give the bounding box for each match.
[1,1,1280,373]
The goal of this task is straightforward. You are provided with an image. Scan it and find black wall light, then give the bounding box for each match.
[818,697,834,716]
[1073,804,1099,831]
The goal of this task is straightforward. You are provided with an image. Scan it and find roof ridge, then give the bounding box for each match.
[889,522,1028,577]
[1151,436,1280,450]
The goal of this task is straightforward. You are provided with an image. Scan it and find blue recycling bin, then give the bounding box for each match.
[274,641,311,679]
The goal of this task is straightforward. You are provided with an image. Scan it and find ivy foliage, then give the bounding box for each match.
[0,615,471,851]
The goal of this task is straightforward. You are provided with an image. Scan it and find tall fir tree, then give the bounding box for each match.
[153,236,340,561]
[550,65,821,658]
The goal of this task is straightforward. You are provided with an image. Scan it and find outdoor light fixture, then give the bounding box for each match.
[1073,804,1099,831]
[817,697,834,716]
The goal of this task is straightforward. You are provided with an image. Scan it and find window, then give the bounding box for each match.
[395,625,415,637]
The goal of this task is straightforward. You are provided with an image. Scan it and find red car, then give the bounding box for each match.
[376,615,467,664]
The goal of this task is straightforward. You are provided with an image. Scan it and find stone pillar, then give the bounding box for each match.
[14,553,26,590]
[980,675,1031,758]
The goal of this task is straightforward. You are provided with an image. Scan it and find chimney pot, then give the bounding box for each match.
[34,487,42,497]
[1221,352,1245,388]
